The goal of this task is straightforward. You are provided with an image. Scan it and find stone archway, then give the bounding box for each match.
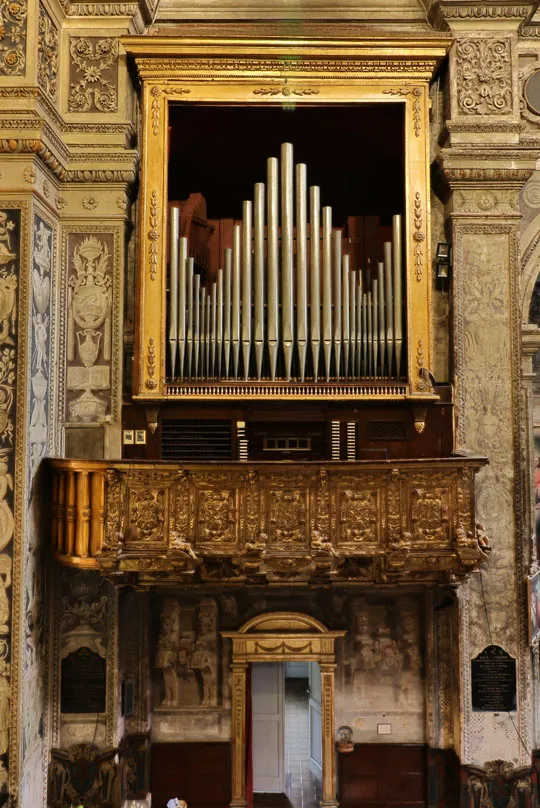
[222,613,345,808]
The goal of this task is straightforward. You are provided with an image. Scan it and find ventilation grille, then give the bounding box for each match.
[162,420,232,460]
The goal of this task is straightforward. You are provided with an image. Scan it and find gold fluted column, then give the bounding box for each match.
[230,660,249,808]
[320,662,338,808]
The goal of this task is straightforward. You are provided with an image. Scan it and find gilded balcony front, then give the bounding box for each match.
[48,457,489,586]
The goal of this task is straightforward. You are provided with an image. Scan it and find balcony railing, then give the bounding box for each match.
[48,457,489,585]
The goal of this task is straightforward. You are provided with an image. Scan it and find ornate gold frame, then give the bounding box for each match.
[123,36,450,400]
[222,612,345,808]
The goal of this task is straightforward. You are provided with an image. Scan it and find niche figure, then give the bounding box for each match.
[191,598,218,706]
[155,599,181,706]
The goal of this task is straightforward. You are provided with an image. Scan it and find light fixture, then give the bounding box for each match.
[435,242,452,280]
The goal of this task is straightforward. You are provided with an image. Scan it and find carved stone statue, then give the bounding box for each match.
[155,599,180,707]
[191,598,218,707]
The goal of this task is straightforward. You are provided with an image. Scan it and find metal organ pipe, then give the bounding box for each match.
[168,207,179,378]
[267,157,279,381]
[296,163,308,382]
[322,206,332,381]
[165,144,405,385]
[281,143,294,381]
[223,248,232,378]
[232,224,241,377]
[254,182,265,381]
[241,200,252,380]
[310,186,321,381]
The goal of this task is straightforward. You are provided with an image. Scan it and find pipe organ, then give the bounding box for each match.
[167,143,405,386]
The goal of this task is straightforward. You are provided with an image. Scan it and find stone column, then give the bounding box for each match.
[230,660,248,808]
[438,0,538,765]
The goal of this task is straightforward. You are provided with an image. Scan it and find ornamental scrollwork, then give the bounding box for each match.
[455,38,512,116]
[68,37,118,113]
[38,3,58,101]
[0,0,27,76]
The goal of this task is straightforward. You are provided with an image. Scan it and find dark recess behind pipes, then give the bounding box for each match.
[167,103,405,226]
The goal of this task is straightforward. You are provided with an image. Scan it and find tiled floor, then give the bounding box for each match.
[254,677,321,808]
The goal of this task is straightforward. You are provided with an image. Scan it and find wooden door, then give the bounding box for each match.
[252,663,285,793]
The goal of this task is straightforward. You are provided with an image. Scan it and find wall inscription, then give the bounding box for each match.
[61,647,106,713]
[471,645,516,712]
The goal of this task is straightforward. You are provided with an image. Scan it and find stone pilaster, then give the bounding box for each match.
[438,0,538,765]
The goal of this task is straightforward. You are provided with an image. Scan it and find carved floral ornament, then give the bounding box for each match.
[68,36,119,113]
[455,38,512,116]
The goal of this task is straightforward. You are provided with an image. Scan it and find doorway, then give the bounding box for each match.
[252,662,322,808]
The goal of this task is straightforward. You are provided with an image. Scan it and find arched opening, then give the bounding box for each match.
[222,612,345,808]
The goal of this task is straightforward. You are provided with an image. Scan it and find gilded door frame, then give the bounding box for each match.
[222,612,346,808]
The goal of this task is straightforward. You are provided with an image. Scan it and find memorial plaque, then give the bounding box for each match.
[471,645,516,712]
[61,646,106,713]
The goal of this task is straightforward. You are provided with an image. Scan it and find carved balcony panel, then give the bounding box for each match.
[47,458,489,585]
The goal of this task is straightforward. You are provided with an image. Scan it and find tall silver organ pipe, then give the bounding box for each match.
[254,182,265,381]
[223,248,232,378]
[281,143,294,381]
[186,257,194,378]
[342,254,350,378]
[322,206,332,380]
[177,236,188,380]
[310,186,321,381]
[232,224,241,377]
[241,200,252,380]
[332,230,342,378]
[393,214,403,376]
[267,157,279,381]
[296,163,308,382]
[166,144,405,383]
[168,207,179,378]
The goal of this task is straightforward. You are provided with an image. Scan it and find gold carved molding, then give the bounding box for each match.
[47,457,489,586]
[223,612,344,808]
[121,35,450,400]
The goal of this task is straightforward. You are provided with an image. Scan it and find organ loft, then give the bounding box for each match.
[2,2,540,808]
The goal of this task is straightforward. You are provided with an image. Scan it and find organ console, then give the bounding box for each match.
[166,143,405,387]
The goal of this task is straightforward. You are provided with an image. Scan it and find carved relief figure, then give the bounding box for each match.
[191,598,218,706]
[130,488,165,543]
[339,490,377,543]
[198,490,236,543]
[269,490,306,543]
[156,598,181,707]
[67,235,112,422]
[29,217,52,480]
